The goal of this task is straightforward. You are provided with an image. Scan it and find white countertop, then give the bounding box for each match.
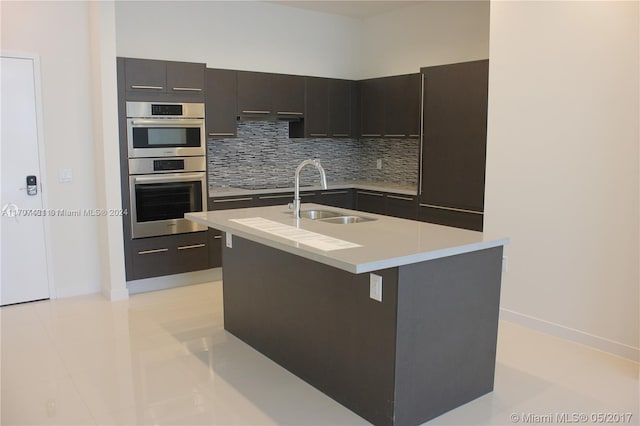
[209,181,418,197]
[186,204,508,274]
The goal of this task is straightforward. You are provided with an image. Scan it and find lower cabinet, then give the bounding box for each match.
[385,194,417,220]
[128,231,212,281]
[355,190,386,214]
[417,203,483,232]
[209,228,223,268]
[317,189,354,209]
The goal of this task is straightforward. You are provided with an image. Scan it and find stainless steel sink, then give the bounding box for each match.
[299,209,343,220]
[294,209,376,224]
[317,215,375,224]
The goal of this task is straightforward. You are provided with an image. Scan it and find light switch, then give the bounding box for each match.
[58,168,73,183]
[226,232,233,248]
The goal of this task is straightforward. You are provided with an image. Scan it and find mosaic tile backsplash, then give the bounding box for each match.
[207,121,419,191]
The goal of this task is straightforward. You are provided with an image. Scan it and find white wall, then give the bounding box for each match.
[114,1,489,80]
[1,1,103,297]
[485,1,639,359]
[357,1,490,79]
[115,1,362,79]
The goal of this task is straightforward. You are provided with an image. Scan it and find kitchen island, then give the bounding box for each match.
[186,204,508,426]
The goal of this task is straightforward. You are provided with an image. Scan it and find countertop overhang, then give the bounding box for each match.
[186,204,509,274]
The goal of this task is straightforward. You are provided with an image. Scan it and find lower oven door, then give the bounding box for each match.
[130,172,207,238]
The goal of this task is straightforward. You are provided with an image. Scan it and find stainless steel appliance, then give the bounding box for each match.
[129,157,207,238]
[126,101,205,158]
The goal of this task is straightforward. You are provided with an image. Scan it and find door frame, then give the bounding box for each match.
[2,51,57,300]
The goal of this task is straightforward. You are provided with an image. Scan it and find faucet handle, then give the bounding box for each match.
[288,202,293,210]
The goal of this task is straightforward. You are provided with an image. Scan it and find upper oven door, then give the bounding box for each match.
[127,118,205,158]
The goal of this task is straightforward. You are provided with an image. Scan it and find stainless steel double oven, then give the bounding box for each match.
[127,101,207,239]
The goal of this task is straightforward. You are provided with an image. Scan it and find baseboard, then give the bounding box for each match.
[500,308,639,363]
[127,268,222,294]
[103,286,129,301]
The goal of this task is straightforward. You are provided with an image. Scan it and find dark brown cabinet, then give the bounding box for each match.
[359,78,386,137]
[237,71,304,119]
[123,58,205,102]
[419,60,489,231]
[209,229,223,268]
[317,190,354,209]
[304,77,357,138]
[355,190,387,214]
[359,74,420,138]
[328,79,357,137]
[205,68,237,138]
[385,194,417,220]
[127,231,212,281]
[304,77,330,137]
[209,195,256,211]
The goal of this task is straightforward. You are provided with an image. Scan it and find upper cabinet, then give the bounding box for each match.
[124,58,205,102]
[237,71,304,120]
[205,68,237,138]
[304,77,358,138]
[359,73,421,138]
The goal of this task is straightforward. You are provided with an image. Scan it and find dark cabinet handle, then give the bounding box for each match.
[387,195,414,201]
[213,197,253,203]
[358,191,384,197]
[419,203,483,215]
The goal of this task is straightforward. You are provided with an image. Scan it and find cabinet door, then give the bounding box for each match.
[237,71,274,117]
[166,61,205,97]
[174,232,211,273]
[383,74,421,137]
[328,79,353,137]
[417,204,483,232]
[209,228,223,268]
[359,79,385,137]
[317,190,354,209]
[355,191,386,214]
[305,77,329,137]
[420,60,489,213]
[385,194,417,220]
[209,196,255,210]
[255,192,294,207]
[124,58,166,94]
[273,74,305,118]
[206,68,237,138]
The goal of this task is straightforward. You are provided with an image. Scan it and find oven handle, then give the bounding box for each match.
[128,118,204,127]
[132,173,205,184]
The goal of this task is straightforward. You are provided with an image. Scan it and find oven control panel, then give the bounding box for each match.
[154,159,185,172]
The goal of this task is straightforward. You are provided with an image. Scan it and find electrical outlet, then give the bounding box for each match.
[376,159,383,170]
[370,273,382,302]
[502,256,508,273]
[226,232,233,248]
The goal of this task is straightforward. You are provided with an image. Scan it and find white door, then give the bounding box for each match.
[1,55,50,305]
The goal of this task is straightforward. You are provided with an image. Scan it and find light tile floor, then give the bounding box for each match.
[1,281,638,425]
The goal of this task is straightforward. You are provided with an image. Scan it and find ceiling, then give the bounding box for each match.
[265,1,421,19]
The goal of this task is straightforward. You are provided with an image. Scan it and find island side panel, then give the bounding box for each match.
[221,235,399,426]
[393,246,504,425]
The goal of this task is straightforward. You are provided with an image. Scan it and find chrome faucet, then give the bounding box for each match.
[291,159,328,218]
